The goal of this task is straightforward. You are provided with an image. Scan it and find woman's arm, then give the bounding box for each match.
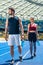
[27,24,30,35]
[36,24,39,39]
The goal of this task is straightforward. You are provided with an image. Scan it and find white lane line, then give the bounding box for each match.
[0,43,27,57]
[0,46,17,50]
[0,47,17,57]
[0,41,7,43]
[0,47,9,50]
[0,41,26,50]
[16,50,30,65]
[0,51,10,57]
[23,50,30,59]
[0,44,27,57]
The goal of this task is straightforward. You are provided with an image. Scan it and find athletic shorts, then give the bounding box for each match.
[8,34,21,46]
[28,32,37,42]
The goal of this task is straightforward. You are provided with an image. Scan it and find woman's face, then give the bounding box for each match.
[30,17,34,23]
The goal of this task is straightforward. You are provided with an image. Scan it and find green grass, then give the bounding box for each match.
[0,32,43,40]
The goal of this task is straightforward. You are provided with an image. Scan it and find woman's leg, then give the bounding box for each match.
[33,42,36,56]
[30,41,33,57]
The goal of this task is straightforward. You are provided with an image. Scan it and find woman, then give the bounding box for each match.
[27,17,38,59]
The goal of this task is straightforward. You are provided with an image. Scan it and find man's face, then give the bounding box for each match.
[8,9,12,15]
[30,17,34,23]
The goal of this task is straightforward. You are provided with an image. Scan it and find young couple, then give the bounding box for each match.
[5,8,38,64]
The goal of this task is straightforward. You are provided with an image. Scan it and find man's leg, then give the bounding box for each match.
[10,45,14,64]
[8,35,14,63]
[14,34,22,61]
[10,46,14,59]
[18,45,22,61]
[18,45,22,54]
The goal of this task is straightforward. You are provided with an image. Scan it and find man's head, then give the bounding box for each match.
[30,17,34,23]
[8,7,15,15]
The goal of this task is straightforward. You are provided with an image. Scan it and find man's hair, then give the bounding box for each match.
[9,7,15,13]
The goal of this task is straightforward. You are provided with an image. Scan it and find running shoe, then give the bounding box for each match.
[19,56,22,61]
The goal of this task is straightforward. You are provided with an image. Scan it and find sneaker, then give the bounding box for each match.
[19,56,22,61]
[30,56,33,59]
[10,59,14,64]
[34,53,36,57]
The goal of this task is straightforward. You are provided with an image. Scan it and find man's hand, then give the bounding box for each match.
[21,34,24,40]
[5,33,8,41]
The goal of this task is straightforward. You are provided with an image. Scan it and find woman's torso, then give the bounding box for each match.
[28,23,37,33]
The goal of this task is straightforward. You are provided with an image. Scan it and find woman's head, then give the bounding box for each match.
[30,17,34,23]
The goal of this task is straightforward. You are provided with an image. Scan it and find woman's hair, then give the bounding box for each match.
[30,17,34,20]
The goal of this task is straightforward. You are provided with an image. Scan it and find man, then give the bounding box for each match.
[5,8,24,64]
[27,17,38,59]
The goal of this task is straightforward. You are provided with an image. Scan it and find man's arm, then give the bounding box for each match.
[5,19,8,40]
[19,18,24,35]
[5,19,8,33]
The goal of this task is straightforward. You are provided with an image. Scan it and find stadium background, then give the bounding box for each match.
[0,0,43,40]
